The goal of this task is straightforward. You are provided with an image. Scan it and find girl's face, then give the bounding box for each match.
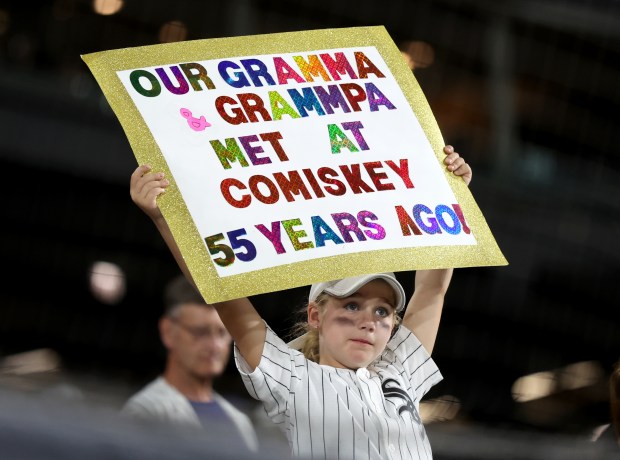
[308,279,397,370]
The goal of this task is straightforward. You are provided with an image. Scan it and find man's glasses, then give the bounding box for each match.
[169,317,230,341]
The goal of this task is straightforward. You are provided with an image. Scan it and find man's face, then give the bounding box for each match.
[163,303,232,380]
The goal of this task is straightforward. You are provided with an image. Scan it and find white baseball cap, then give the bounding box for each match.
[308,272,407,312]
[287,273,406,350]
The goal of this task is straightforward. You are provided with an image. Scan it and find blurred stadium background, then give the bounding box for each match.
[0,0,618,458]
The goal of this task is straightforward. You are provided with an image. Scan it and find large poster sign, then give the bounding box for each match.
[83,26,506,302]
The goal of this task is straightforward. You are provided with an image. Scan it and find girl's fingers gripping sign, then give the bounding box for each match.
[130,165,169,220]
[443,145,472,186]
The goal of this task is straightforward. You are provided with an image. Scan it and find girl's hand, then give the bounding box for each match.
[443,145,472,186]
[130,165,169,221]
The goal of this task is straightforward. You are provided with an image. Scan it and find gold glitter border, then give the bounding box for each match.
[83,26,507,303]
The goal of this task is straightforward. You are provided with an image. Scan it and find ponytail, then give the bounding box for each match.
[290,293,329,362]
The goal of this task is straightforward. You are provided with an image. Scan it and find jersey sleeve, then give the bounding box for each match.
[384,325,442,400]
[234,323,303,426]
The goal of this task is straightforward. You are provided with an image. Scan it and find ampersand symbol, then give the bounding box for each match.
[180,108,211,131]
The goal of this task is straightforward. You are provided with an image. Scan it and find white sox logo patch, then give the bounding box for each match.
[381,378,425,437]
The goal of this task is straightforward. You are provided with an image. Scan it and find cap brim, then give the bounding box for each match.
[321,274,406,312]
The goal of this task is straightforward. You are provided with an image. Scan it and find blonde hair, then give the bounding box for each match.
[290,293,402,363]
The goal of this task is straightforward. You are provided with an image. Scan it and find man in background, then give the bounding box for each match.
[122,275,258,452]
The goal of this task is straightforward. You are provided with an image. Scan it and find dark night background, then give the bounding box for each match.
[0,0,618,458]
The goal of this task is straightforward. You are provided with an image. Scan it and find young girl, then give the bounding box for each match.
[130,145,472,459]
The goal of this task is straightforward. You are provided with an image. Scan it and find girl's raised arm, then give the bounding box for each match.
[130,165,266,369]
[402,268,452,355]
[401,146,472,355]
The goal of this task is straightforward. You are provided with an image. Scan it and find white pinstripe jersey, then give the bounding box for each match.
[235,324,442,459]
